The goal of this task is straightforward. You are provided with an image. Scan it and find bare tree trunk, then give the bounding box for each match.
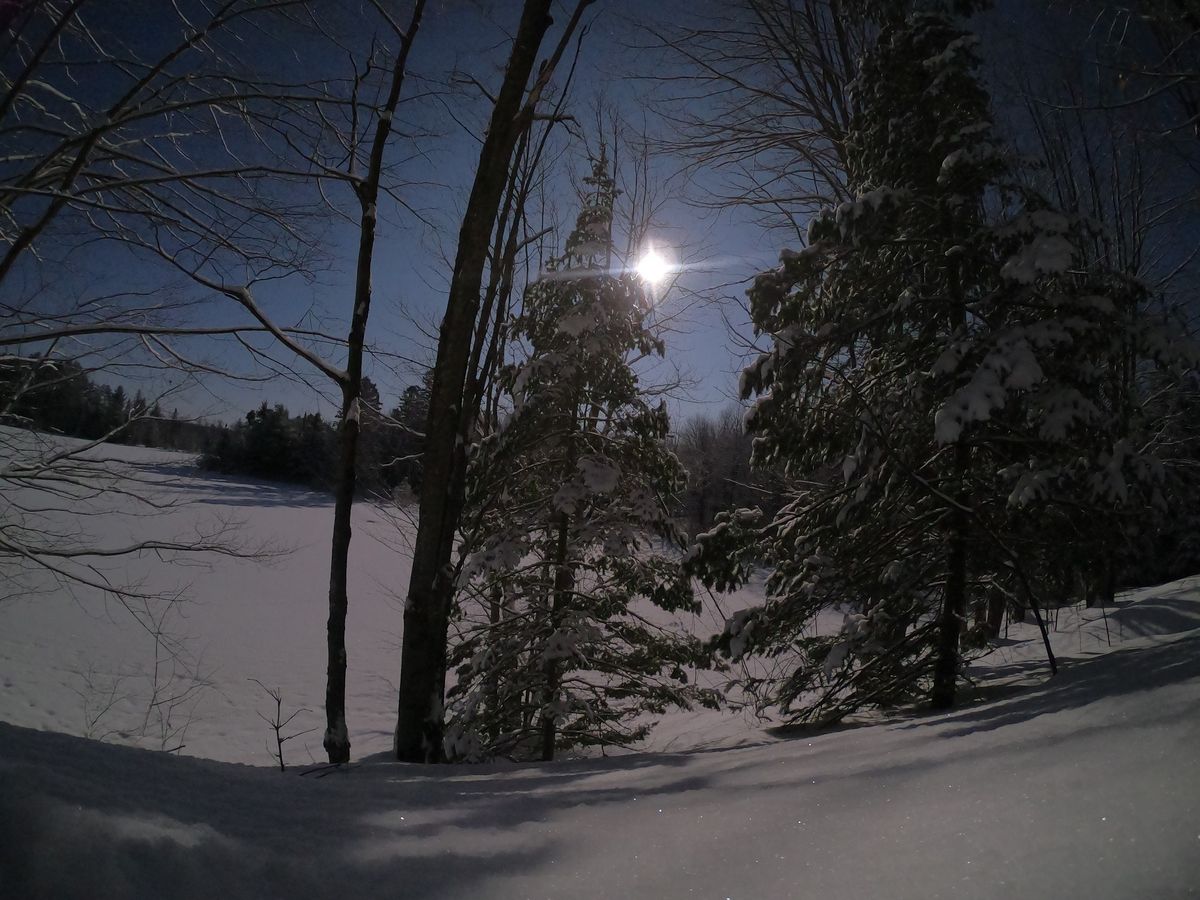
[395,0,563,763]
[484,582,504,742]
[325,395,359,762]
[931,438,969,709]
[540,513,574,762]
[985,586,1005,639]
[324,1,426,764]
[1024,583,1059,677]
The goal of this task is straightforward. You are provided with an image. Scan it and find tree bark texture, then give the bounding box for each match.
[931,438,969,710]
[541,513,573,761]
[395,0,556,763]
[324,0,426,765]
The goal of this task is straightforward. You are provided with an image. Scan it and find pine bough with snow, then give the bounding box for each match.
[444,152,715,762]
[688,10,1196,724]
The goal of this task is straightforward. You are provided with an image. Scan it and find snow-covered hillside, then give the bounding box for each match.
[2,436,1199,898]
[3,594,1199,899]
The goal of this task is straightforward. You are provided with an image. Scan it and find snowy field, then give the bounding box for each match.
[0,433,414,764]
[0,433,755,763]
[2,435,1200,898]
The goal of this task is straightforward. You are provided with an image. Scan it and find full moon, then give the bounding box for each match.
[636,249,672,285]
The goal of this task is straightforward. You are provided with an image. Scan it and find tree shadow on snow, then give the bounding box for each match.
[5,617,1199,899]
[1106,593,1200,638]
[907,631,1200,740]
[118,459,334,509]
[0,723,722,900]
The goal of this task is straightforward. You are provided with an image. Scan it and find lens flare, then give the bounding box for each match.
[636,249,672,285]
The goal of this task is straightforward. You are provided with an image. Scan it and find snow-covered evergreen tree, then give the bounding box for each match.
[444,150,714,762]
[688,9,1181,722]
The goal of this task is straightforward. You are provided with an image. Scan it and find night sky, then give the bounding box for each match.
[15,0,1195,425]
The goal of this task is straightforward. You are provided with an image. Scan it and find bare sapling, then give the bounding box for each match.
[251,679,316,772]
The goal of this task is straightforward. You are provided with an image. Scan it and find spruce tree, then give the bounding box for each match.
[443,150,713,762]
[689,9,1167,722]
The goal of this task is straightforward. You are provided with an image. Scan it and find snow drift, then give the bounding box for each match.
[2,436,1199,898]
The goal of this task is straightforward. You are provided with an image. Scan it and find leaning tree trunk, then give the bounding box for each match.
[323,0,426,765]
[394,0,561,763]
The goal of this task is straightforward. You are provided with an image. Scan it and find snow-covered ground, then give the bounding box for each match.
[2,435,1199,898]
[1,432,411,764]
[0,432,763,763]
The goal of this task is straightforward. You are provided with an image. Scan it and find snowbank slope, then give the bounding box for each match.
[2,618,1198,899]
[3,433,1199,898]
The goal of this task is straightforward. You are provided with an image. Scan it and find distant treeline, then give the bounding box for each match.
[3,356,793,518]
[0,357,431,495]
[200,377,429,494]
[1,357,218,452]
